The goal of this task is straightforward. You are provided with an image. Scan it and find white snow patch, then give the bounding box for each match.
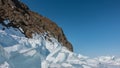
[0,62,9,68]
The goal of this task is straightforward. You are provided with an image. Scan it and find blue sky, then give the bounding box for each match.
[21,0,120,57]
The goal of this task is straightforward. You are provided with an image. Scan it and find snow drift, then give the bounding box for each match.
[0,21,120,68]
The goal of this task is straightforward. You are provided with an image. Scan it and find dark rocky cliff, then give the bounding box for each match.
[0,0,73,51]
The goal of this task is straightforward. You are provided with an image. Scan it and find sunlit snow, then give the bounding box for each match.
[0,21,120,68]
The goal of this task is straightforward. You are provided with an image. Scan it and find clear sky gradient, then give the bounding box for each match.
[21,0,120,57]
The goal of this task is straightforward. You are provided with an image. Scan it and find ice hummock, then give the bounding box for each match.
[0,21,120,68]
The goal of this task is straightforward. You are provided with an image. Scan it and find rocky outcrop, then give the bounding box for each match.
[0,0,73,51]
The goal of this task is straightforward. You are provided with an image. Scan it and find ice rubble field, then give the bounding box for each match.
[0,21,120,68]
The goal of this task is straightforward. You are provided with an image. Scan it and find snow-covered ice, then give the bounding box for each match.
[0,21,120,68]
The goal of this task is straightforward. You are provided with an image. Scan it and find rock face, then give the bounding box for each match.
[0,0,73,51]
